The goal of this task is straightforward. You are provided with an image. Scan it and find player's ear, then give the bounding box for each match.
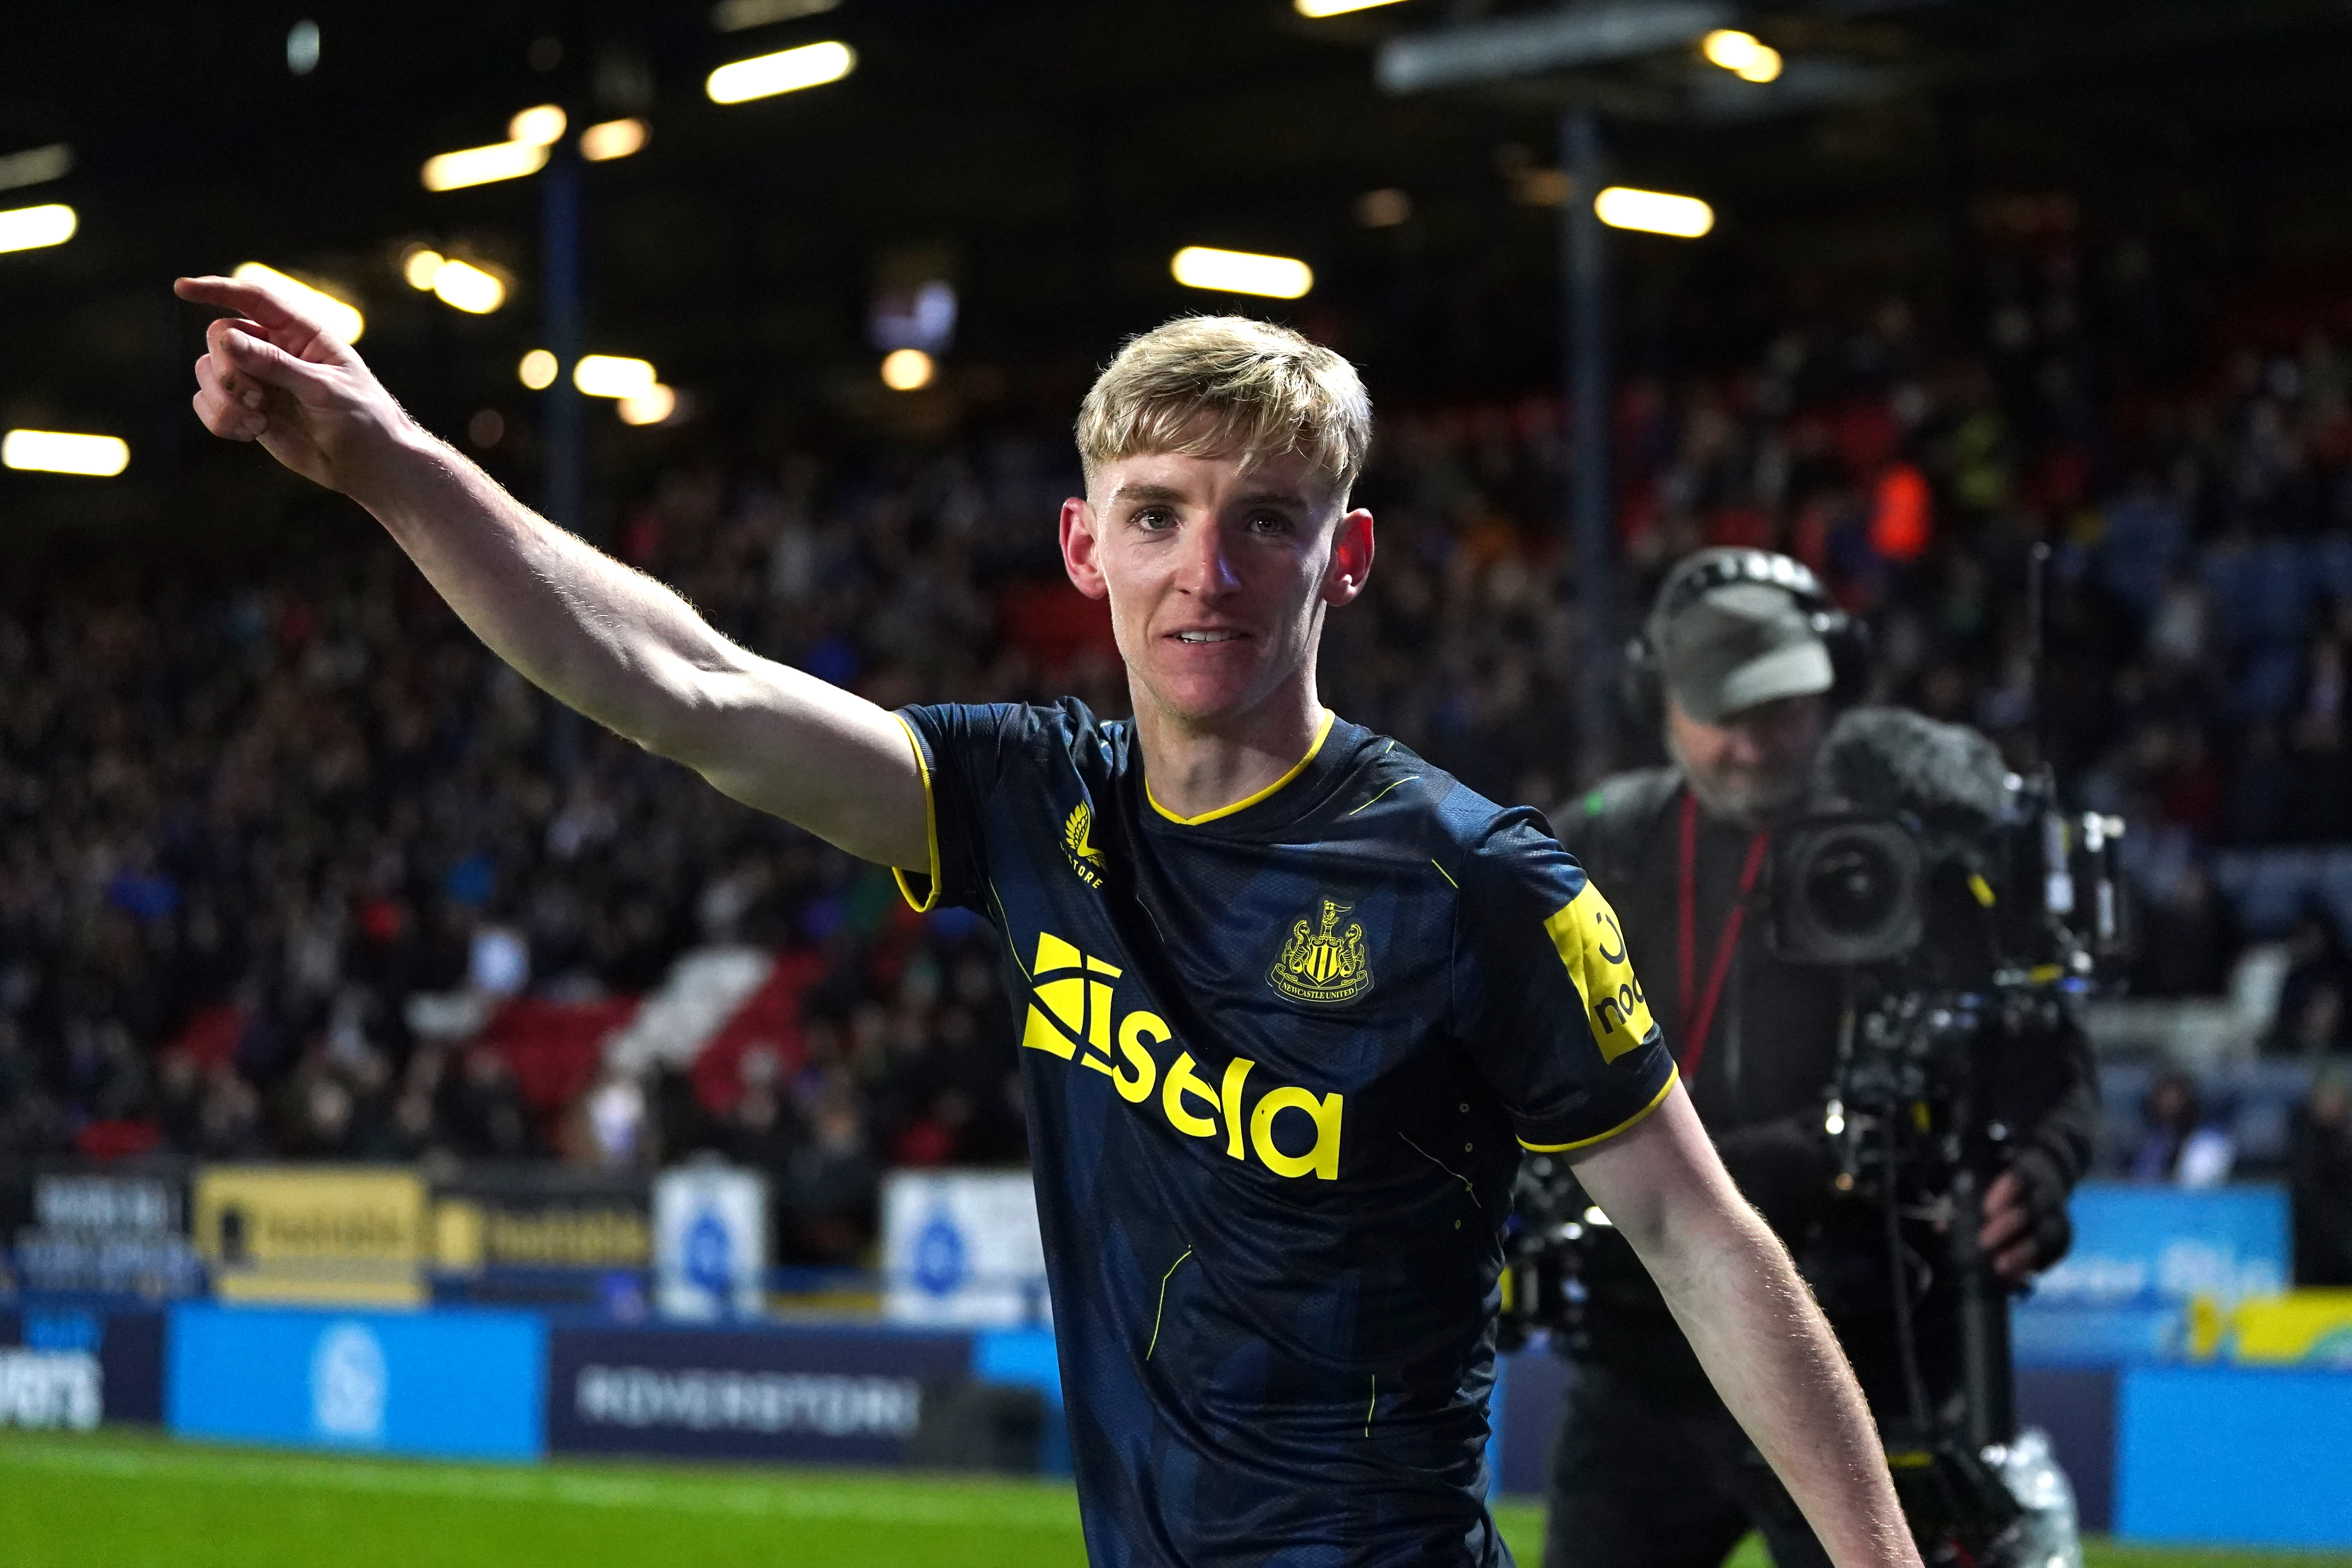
[1060,496,1109,600]
[1321,507,1374,607]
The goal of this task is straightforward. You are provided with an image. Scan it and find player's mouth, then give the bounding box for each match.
[1169,629,1246,644]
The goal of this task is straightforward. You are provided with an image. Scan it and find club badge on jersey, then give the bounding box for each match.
[1267,897,1375,1005]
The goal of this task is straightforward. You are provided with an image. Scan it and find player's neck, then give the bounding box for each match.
[1132,680,1329,823]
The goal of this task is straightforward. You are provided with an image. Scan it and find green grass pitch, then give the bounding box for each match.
[1,1429,2344,1568]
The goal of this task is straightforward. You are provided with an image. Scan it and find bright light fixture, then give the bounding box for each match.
[518,349,559,390]
[3,429,130,477]
[1295,0,1411,15]
[706,40,857,104]
[287,19,321,76]
[0,143,73,195]
[1593,186,1714,239]
[0,203,76,254]
[1702,30,1782,81]
[232,261,366,342]
[1702,29,1759,69]
[509,105,568,147]
[880,349,934,392]
[579,118,648,162]
[421,140,550,192]
[431,257,507,314]
[617,385,678,425]
[1736,44,1782,82]
[1170,246,1314,300]
[402,246,444,290]
[573,355,657,397]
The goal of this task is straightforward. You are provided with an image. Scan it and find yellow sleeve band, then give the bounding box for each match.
[1517,1065,1679,1154]
[889,711,943,915]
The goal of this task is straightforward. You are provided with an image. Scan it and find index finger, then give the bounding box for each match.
[174,274,311,334]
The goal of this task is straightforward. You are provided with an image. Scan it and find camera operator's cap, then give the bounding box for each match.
[1650,548,1836,725]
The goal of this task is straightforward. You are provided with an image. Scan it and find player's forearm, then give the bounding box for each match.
[1652,1210,1919,1568]
[351,425,752,758]
[345,426,928,868]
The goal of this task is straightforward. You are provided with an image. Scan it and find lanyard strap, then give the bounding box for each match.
[1675,789,1769,1082]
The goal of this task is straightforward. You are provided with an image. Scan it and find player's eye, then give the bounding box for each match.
[1246,511,1294,535]
[1132,507,1176,532]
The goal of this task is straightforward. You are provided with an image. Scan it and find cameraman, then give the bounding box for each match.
[1542,549,2098,1568]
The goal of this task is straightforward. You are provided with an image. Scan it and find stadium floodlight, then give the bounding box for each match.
[1701,28,1781,81]
[3,429,130,477]
[0,202,76,254]
[430,257,507,314]
[232,261,366,342]
[286,19,320,76]
[421,139,550,192]
[880,348,935,391]
[1593,185,1714,238]
[579,118,648,162]
[616,385,678,425]
[0,143,73,195]
[573,354,657,397]
[1295,0,1411,16]
[706,40,857,104]
[518,349,559,390]
[1170,246,1314,300]
[1701,29,1759,69]
[401,246,444,290]
[509,105,568,147]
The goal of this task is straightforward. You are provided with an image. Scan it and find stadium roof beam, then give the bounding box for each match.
[1374,1,1731,94]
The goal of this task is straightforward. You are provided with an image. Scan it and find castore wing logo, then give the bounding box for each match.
[1267,897,1373,1005]
[1062,802,1105,888]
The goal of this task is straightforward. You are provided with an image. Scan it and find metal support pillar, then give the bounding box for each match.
[541,143,586,779]
[1562,108,1615,782]
[541,148,585,535]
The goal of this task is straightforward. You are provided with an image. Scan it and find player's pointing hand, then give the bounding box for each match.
[174,273,416,497]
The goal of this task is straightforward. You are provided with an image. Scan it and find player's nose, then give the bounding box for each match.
[1172,518,1242,598]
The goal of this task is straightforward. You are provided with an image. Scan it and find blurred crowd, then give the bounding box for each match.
[7,241,2352,1264]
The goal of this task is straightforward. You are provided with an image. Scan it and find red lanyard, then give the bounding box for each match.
[1675,789,1769,1081]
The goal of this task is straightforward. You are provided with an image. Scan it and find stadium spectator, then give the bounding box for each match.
[2128,1070,2237,1187]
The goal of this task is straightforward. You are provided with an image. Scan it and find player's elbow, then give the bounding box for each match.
[1621,1180,1784,1307]
[612,649,754,766]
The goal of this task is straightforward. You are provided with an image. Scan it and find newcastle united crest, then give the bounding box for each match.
[1268,897,1373,1004]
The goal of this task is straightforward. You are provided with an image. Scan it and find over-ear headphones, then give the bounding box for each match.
[1619,548,1871,724]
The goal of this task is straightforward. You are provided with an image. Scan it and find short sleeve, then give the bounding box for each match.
[1452,810,1678,1152]
[892,702,1027,915]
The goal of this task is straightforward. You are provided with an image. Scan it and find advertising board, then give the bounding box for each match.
[0,1306,166,1426]
[431,1165,651,1274]
[193,1166,429,1307]
[546,1323,970,1465]
[2035,1182,2290,1307]
[653,1165,765,1320]
[167,1304,544,1459]
[881,1170,1049,1328]
[11,1169,204,1297]
[2117,1366,2352,1548]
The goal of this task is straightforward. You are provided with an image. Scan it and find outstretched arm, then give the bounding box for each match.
[174,274,926,871]
[1569,1086,1921,1568]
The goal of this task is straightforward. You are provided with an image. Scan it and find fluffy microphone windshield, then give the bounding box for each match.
[1813,706,2011,835]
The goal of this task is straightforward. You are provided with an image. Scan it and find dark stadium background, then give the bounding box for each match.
[5,3,2352,1562]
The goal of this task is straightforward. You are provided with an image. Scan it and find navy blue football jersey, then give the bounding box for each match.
[893,700,1676,1568]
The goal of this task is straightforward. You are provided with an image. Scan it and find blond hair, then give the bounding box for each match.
[1075,316,1372,500]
